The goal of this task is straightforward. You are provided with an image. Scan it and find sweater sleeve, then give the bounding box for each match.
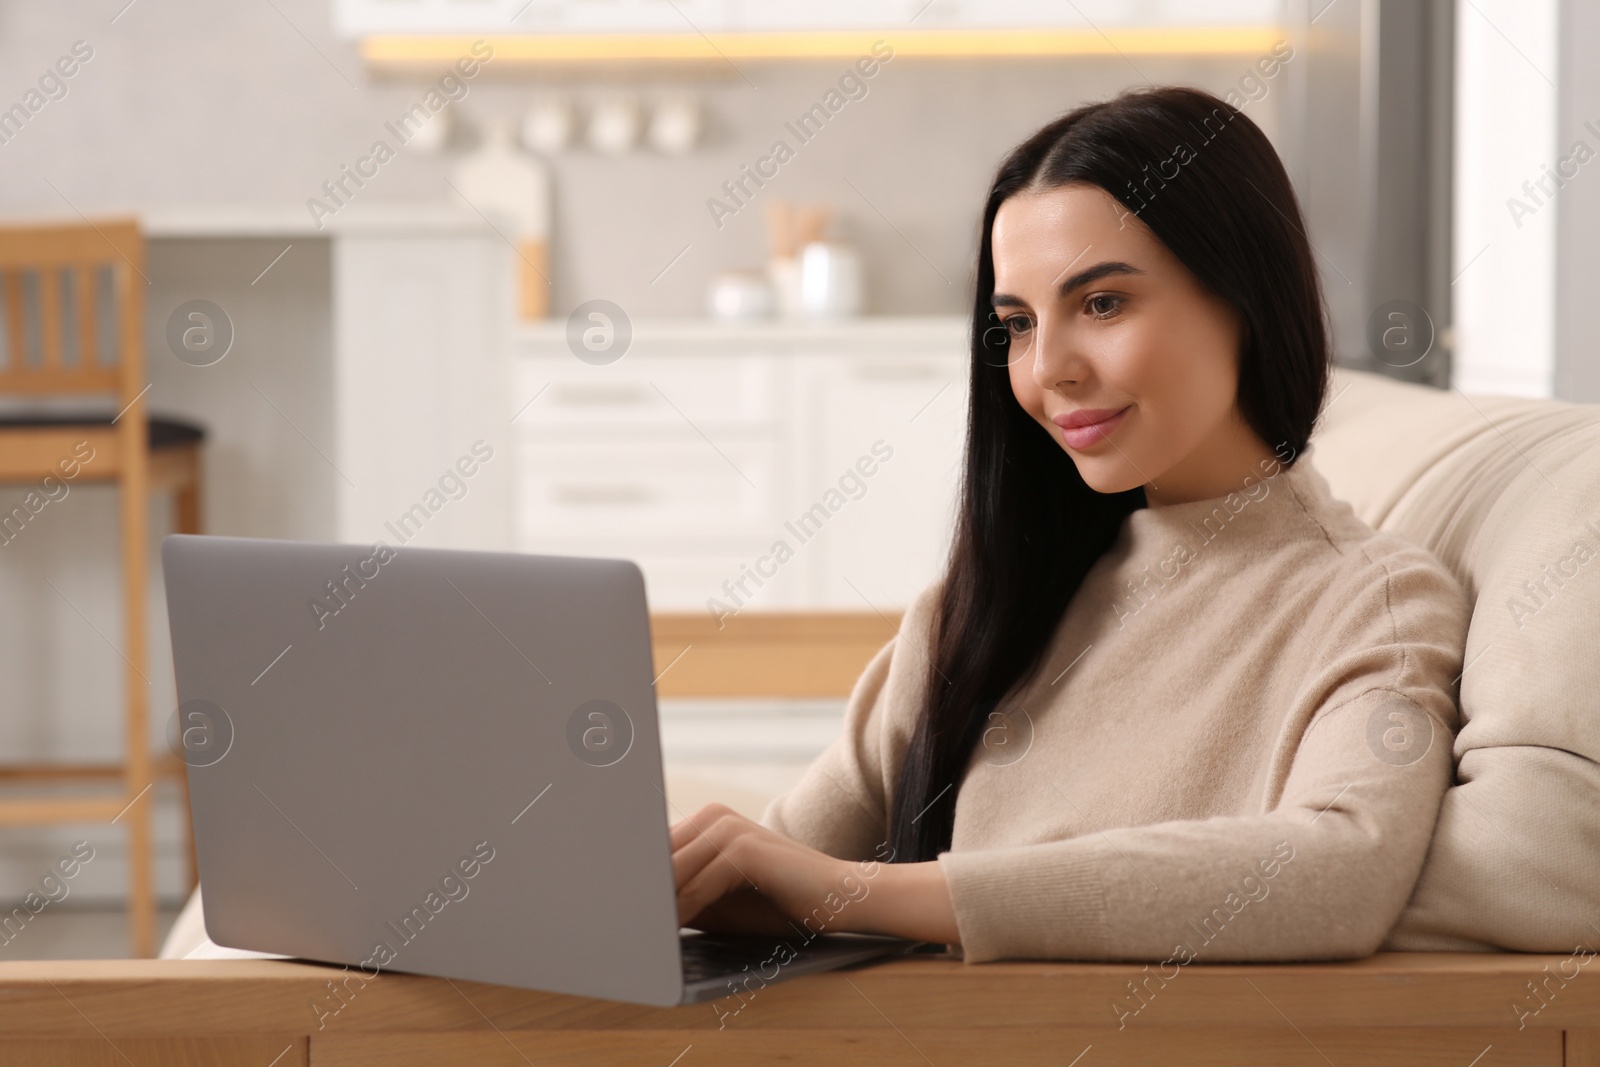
[937,541,1472,964]
[758,579,945,863]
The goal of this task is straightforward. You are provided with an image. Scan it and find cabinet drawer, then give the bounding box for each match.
[510,542,807,612]
[515,440,783,539]
[513,355,781,432]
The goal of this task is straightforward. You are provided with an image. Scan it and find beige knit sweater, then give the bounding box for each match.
[761,454,1472,965]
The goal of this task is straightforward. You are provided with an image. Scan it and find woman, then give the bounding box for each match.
[669,86,1471,964]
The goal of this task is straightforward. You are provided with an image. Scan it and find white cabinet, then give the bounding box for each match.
[145,204,519,556]
[512,318,968,612]
[794,351,967,609]
[519,353,781,430]
[333,230,514,551]
[336,0,726,35]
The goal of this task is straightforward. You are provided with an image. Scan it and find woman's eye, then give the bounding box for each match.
[1086,294,1122,319]
[1003,315,1032,337]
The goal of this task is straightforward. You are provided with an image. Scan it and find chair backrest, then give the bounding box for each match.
[1310,365,1600,950]
[0,219,144,407]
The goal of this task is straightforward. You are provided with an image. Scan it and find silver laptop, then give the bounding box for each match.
[161,534,920,1008]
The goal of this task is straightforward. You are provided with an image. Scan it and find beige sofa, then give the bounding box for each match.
[161,365,1600,959]
[1311,366,1600,951]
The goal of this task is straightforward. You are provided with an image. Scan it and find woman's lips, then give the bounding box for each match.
[1054,406,1130,450]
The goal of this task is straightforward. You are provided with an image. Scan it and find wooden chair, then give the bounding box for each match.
[0,218,205,958]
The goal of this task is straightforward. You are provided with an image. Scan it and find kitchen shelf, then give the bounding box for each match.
[361,26,1284,69]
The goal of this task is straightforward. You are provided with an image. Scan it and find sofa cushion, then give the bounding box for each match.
[1309,367,1600,950]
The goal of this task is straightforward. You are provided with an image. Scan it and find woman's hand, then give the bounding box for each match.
[669,803,861,935]
[668,803,962,945]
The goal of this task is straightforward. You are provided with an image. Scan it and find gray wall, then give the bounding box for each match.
[1558,0,1600,402]
[0,0,1291,908]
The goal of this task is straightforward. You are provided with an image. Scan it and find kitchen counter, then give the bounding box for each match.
[142,203,495,238]
[517,315,969,349]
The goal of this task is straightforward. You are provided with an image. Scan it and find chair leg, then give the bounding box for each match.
[172,445,203,895]
[174,445,202,535]
[126,794,154,958]
[181,767,198,893]
[122,426,154,959]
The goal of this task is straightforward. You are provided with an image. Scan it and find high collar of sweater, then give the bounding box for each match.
[1115,454,1328,561]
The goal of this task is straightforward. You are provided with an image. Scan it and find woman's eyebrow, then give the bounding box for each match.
[1057,260,1145,294]
[991,260,1145,307]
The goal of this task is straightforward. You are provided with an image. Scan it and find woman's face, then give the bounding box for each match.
[991,182,1273,507]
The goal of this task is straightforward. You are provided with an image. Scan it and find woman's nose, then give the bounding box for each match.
[1029,318,1084,391]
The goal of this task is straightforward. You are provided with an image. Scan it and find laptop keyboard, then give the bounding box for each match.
[679,934,810,985]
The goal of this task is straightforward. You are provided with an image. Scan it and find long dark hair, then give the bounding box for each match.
[887,86,1332,863]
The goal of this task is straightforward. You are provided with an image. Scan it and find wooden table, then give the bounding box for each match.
[1,952,1594,1065]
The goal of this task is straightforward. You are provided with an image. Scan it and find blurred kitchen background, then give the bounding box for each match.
[0,0,1592,956]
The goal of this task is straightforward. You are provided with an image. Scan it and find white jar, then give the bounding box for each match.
[707,270,776,321]
[798,242,863,318]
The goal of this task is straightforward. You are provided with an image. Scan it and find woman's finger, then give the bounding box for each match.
[677,839,755,925]
[668,802,739,851]
[671,823,746,892]
[684,886,796,936]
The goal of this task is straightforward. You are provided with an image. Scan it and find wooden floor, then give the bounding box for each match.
[0,952,1594,1065]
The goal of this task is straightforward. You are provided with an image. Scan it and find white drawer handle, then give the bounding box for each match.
[550,384,653,406]
[552,484,651,505]
[854,362,947,380]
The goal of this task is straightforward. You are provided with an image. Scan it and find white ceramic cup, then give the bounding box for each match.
[404,105,451,155]
[648,95,701,154]
[587,96,640,155]
[522,96,574,154]
[799,242,863,318]
[707,270,776,320]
